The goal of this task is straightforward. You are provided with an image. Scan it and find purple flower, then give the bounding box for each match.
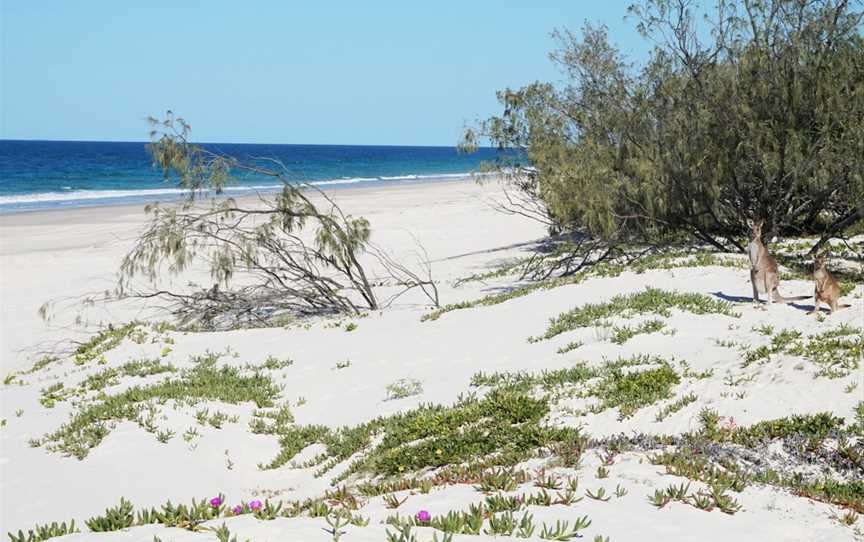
[415,510,431,523]
[210,496,223,508]
[249,500,262,511]
[232,505,243,515]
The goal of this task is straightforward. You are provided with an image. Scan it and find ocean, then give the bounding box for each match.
[0,140,505,213]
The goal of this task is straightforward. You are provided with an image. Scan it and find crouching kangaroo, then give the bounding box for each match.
[810,252,850,315]
[747,220,807,306]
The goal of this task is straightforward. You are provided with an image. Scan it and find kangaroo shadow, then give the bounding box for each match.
[710,291,819,313]
[710,292,752,304]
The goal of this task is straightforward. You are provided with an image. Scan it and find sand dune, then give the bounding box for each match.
[1,180,862,540]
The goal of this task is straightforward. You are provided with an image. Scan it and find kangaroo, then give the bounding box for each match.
[809,252,849,315]
[747,220,806,306]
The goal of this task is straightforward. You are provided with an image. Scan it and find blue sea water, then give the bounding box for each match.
[0,140,505,213]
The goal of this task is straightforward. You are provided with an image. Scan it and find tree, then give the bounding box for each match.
[117,113,436,330]
[464,0,864,253]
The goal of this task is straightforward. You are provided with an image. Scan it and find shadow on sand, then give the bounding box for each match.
[710,291,821,313]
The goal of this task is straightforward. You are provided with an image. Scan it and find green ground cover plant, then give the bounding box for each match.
[72,323,141,366]
[385,379,423,400]
[741,325,862,378]
[425,250,747,322]
[7,521,78,542]
[40,352,280,459]
[531,288,737,342]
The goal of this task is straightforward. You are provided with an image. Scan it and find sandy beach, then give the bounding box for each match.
[4,0,864,539]
[1,179,862,540]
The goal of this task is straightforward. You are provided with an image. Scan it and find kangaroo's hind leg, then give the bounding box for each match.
[809,295,820,315]
[751,271,760,305]
[764,275,774,305]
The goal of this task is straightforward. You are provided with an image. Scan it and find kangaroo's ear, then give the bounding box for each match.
[746,218,753,228]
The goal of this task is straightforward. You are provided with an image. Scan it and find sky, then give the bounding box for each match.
[1,1,650,145]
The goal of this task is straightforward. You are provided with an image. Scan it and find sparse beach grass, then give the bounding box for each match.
[4,205,863,540]
[6,0,864,537]
[740,324,862,377]
[38,352,280,459]
[530,288,737,342]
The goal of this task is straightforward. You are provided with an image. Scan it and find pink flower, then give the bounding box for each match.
[232,505,243,515]
[415,510,431,523]
[210,496,223,508]
[249,500,262,511]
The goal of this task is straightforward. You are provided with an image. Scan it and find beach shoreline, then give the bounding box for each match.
[0,177,526,373]
[0,173,486,217]
[0,176,479,226]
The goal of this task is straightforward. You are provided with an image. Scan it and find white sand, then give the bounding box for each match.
[1,179,862,540]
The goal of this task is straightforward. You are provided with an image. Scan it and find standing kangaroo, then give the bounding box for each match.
[747,220,805,305]
[810,252,849,315]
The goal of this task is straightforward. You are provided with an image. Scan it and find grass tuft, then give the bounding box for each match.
[42,353,279,459]
[531,288,737,342]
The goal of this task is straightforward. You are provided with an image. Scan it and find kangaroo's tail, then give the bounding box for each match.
[772,291,810,304]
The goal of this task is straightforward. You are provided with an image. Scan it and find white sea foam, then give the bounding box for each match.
[0,172,475,208]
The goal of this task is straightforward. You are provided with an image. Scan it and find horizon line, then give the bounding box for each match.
[0,137,495,150]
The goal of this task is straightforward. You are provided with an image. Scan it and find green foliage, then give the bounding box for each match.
[83,359,175,391]
[263,385,581,481]
[485,512,518,536]
[454,257,532,287]
[249,404,294,434]
[382,493,408,509]
[429,509,483,535]
[532,288,736,341]
[471,363,596,392]
[648,481,742,515]
[556,341,583,354]
[472,354,679,418]
[475,467,529,492]
[22,355,59,376]
[853,402,864,437]
[465,0,864,249]
[261,355,294,370]
[85,498,135,532]
[136,496,223,527]
[211,524,246,542]
[485,493,524,513]
[323,511,350,541]
[42,353,280,458]
[120,113,399,329]
[649,410,863,512]
[7,521,77,542]
[385,379,423,400]
[741,325,862,377]
[728,413,843,448]
[386,503,540,539]
[654,393,698,422]
[424,249,746,322]
[421,285,562,323]
[385,526,418,542]
[73,323,140,365]
[539,518,591,541]
[38,383,67,408]
[609,319,666,345]
[787,326,863,378]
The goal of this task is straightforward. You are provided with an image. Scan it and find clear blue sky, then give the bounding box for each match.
[1,1,648,145]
